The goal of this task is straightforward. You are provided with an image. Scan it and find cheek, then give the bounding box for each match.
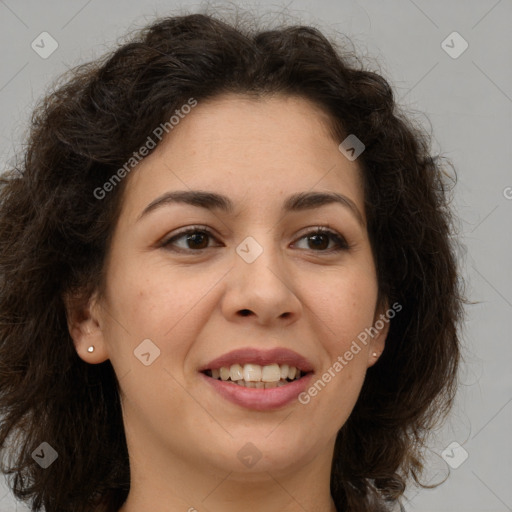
[104,260,221,363]
[301,265,378,423]
[304,263,379,348]
[101,267,204,413]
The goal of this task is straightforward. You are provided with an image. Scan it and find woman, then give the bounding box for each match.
[0,9,465,512]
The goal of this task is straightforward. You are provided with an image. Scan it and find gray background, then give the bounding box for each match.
[0,1,511,511]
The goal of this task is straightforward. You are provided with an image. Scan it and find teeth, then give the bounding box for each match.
[243,364,262,382]
[208,363,304,384]
[261,363,281,382]
[226,378,295,388]
[229,364,244,381]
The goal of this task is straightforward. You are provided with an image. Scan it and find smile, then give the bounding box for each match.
[203,363,303,388]
[198,347,314,410]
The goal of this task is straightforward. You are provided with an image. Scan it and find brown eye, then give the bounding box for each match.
[307,233,330,250]
[183,231,210,249]
[161,227,219,252]
[294,227,349,252]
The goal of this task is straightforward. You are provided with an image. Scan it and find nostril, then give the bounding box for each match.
[239,309,252,316]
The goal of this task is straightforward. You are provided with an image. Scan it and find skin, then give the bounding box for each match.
[67,93,389,512]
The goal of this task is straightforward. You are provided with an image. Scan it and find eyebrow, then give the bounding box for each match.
[137,189,365,227]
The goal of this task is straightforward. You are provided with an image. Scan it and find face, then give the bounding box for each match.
[70,93,388,494]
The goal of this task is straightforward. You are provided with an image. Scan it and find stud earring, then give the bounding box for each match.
[87,346,95,353]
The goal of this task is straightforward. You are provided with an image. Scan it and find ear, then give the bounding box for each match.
[63,290,109,364]
[366,297,391,368]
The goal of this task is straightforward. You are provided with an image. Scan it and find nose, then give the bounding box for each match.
[220,236,302,327]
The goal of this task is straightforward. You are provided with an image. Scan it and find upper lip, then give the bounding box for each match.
[199,347,315,373]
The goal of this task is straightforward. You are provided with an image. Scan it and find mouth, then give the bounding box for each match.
[201,363,311,388]
[198,348,315,410]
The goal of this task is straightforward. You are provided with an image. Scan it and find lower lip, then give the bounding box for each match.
[200,372,314,411]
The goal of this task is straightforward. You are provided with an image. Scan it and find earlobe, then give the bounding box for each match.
[63,291,109,364]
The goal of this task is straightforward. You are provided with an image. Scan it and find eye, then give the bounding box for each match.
[160,225,349,253]
[161,226,220,252]
[293,227,349,252]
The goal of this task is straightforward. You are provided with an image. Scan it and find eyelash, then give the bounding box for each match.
[160,225,350,254]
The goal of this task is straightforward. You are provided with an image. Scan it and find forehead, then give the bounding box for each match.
[119,93,365,222]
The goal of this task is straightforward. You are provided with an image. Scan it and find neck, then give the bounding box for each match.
[117,431,339,512]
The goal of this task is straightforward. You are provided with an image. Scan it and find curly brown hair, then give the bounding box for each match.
[0,8,466,512]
